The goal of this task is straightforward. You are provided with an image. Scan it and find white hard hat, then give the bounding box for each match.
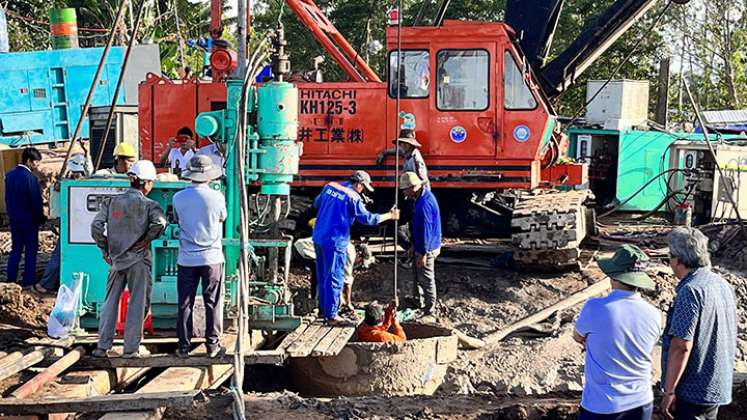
[67,154,87,173]
[127,160,157,181]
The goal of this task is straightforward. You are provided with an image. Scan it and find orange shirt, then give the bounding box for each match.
[357,307,407,343]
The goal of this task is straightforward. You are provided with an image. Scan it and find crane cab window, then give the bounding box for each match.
[436,49,489,111]
[504,51,537,110]
[388,50,430,99]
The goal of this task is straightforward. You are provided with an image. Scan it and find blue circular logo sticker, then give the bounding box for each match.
[513,125,531,142]
[450,126,467,143]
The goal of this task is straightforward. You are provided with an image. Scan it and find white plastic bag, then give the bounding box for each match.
[47,279,82,339]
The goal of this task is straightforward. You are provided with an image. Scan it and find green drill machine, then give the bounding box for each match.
[59,27,303,332]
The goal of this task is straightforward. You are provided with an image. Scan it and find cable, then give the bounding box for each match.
[683,78,747,236]
[564,0,674,128]
[392,0,403,307]
[598,168,688,218]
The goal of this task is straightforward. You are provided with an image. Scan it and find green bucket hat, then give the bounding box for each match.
[597,244,654,290]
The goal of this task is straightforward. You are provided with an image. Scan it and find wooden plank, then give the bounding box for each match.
[0,391,200,415]
[482,278,611,345]
[99,335,239,420]
[70,351,284,369]
[274,321,312,352]
[310,328,345,357]
[317,326,357,357]
[10,347,85,399]
[72,336,206,345]
[0,347,54,382]
[286,323,328,358]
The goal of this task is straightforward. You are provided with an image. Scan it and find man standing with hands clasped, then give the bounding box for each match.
[173,155,227,358]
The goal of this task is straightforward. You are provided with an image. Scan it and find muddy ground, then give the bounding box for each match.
[2,219,747,419]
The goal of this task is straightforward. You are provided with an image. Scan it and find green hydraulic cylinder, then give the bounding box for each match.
[256,81,301,196]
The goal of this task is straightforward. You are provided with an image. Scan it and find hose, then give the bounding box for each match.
[598,168,689,218]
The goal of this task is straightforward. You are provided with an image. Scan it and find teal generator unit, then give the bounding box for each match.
[0,47,125,146]
[58,177,236,329]
[567,128,737,212]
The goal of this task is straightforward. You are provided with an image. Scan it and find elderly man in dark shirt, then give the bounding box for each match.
[660,227,737,420]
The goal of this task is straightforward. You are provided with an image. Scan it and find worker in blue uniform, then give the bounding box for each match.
[5,148,45,289]
[312,170,399,326]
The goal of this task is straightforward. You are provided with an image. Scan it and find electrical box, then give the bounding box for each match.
[668,141,747,224]
[585,80,649,129]
[568,128,735,212]
[58,177,236,329]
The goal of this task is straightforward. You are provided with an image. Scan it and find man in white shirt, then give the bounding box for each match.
[196,139,226,173]
[159,127,195,175]
[574,244,662,420]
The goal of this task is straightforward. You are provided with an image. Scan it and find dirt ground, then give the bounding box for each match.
[3,219,747,418]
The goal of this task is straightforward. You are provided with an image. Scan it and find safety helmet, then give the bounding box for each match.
[67,154,87,173]
[113,143,137,158]
[127,160,157,181]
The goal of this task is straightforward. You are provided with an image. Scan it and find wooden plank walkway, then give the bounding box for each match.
[279,319,360,358]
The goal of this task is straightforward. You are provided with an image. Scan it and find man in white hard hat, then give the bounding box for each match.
[94,143,137,176]
[91,160,168,358]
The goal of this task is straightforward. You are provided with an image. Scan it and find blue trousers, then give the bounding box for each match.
[314,243,346,320]
[578,402,653,420]
[7,222,39,287]
[39,239,61,290]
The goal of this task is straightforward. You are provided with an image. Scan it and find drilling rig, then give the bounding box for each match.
[139,0,690,269]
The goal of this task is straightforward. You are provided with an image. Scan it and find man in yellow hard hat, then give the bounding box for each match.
[94,143,136,176]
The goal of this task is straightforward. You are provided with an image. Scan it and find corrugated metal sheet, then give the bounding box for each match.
[701,109,747,125]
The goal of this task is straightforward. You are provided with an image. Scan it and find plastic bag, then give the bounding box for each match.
[47,279,82,339]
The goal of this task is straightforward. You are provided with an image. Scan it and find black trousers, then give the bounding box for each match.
[674,400,719,420]
[177,263,224,349]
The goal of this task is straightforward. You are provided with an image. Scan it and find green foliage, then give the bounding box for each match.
[5,0,68,51]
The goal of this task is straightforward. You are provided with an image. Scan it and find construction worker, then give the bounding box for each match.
[34,155,88,294]
[5,148,45,290]
[377,129,429,268]
[93,142,136,176]
[400,171,441,318]
[660,227,737,420]
[91,160,168,358]
[312,170,399,326]
[172,156,227,358]
[357,301,406,343]
[159,127,195,175]
[574,244,662,420]
[294,218,362,317]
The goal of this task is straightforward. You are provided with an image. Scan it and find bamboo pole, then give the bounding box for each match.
[10,347,85,399]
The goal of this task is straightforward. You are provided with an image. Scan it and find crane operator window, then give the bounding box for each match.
[436,49,489,111]
[504,51,537,110]
[388,50,430,99]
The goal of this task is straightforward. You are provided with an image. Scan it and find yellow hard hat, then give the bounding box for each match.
[308,218,317,228]
[113,143,137,158]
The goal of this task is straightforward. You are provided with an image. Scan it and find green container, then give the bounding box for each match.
[49,8,77,24]
[51,36,78,49]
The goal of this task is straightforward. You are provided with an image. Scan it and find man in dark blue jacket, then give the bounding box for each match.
[5,148,44,288]
[400,171,441,317]
[312,170,399,325]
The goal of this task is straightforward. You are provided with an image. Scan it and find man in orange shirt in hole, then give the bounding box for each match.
[357,301,406,343]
